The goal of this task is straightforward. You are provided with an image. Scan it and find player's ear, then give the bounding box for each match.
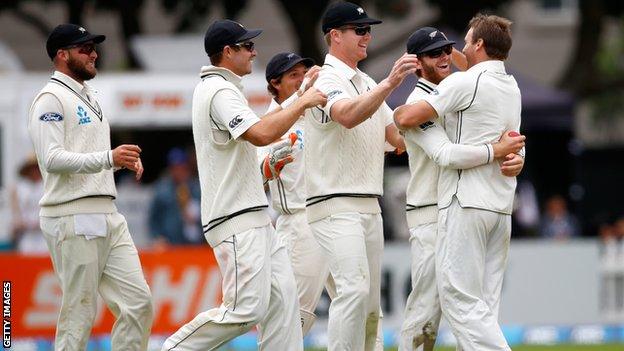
[270,78,280,90]
[475,38,484,51]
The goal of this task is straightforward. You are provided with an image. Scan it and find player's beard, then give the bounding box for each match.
[421,62,446,85]
[67,55,96,81]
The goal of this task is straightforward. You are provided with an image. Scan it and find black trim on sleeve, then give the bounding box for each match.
[485,144,491,164]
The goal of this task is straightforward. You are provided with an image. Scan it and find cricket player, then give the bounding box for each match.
[394,14,522,351]
[304,2,418,350]
[260,52,330,335]
[162,20,326,351]
[397,27,525,351]
[28,24,153,350]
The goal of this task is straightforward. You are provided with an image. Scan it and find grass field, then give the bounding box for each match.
[435,345,624,351]
[308,345,624,351]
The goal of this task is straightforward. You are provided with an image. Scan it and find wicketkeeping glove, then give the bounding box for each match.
[262,133,298,180]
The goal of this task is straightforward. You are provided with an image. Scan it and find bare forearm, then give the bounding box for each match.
[332,81,394,129]
[246,101,306,146]
[385,124,405,149]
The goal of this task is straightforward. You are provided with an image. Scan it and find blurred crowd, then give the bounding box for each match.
[5,152,623,253]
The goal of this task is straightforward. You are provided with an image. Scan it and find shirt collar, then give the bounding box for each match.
[417,77,437,89]
[52,70,94,94]
[324,54,362,80]
[467,60,507,74]
[199,65,244,91]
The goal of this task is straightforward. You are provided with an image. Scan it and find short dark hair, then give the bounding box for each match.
[267,76,282,97]
[468,13,513,60]
[209,51,223,65]
[209,44,241,65]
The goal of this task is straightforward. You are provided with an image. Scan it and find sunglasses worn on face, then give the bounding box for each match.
[341,26,372,36]
[64,43,97,55]
[421,45,453,59]
[233,41,255,52]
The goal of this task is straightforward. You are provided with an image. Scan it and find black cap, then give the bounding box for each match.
[265,52,314,82]
[46,24,105,59]
[204,20,262,56]
[406,27,455,55]
[321,2,382,34]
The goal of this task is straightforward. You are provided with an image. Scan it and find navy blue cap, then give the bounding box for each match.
[406,27,455,55]
[204,20,262,56]
[265,52,314,82]
[46,24,105,59]
[321,2,382,34]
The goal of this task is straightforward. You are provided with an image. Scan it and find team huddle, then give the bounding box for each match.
[28,1,525,351]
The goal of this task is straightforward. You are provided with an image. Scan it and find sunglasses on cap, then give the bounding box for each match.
[420,45,453,59]
[63,42,97,55]
[341,26,372,36]
[233,41,255,52]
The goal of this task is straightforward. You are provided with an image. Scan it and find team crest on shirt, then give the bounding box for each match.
[77,106,91,125]
[39,112,63,122]
[431,89,439,95]
[295,129,304,150]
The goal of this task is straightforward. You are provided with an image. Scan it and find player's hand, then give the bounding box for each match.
[299,87,327,108]
[500,153,524,177]
[492,131,525,158]
[112,144,141,169]
[384,53,419,88]
[300,65,321,93]
[262,133,297,180]
[126,157,144,181]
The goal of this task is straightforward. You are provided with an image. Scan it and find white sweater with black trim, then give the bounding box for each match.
[28,71,117,217]
[193,66,270,247]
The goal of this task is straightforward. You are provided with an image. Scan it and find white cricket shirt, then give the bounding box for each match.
[192,65,271,246]
[423,60,522,214]
[259,98,306,215]
[304,54,392,222]
[404,78,495,226]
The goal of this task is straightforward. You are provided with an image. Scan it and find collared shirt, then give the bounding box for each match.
[422,60,522,214]
[201,66,260,140]
[313,54,393,126]
[403,77,493,226]
[259,98,306,215]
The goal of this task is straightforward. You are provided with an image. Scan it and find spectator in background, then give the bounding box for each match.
[539,195,580,240]
[10,155,47,254]
[148,148,202,247]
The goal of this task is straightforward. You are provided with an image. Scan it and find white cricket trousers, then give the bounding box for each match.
[399,222,442,351]
[310,212,383,351]
[40,212,154,351]
[276,211,330,335]
[436,199,511,351]
[162,224,302,351]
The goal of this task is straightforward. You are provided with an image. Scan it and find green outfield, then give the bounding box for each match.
[435,345,623,351]
[309,345,624,351]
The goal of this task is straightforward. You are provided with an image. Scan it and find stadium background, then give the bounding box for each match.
[1,0,624,350]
